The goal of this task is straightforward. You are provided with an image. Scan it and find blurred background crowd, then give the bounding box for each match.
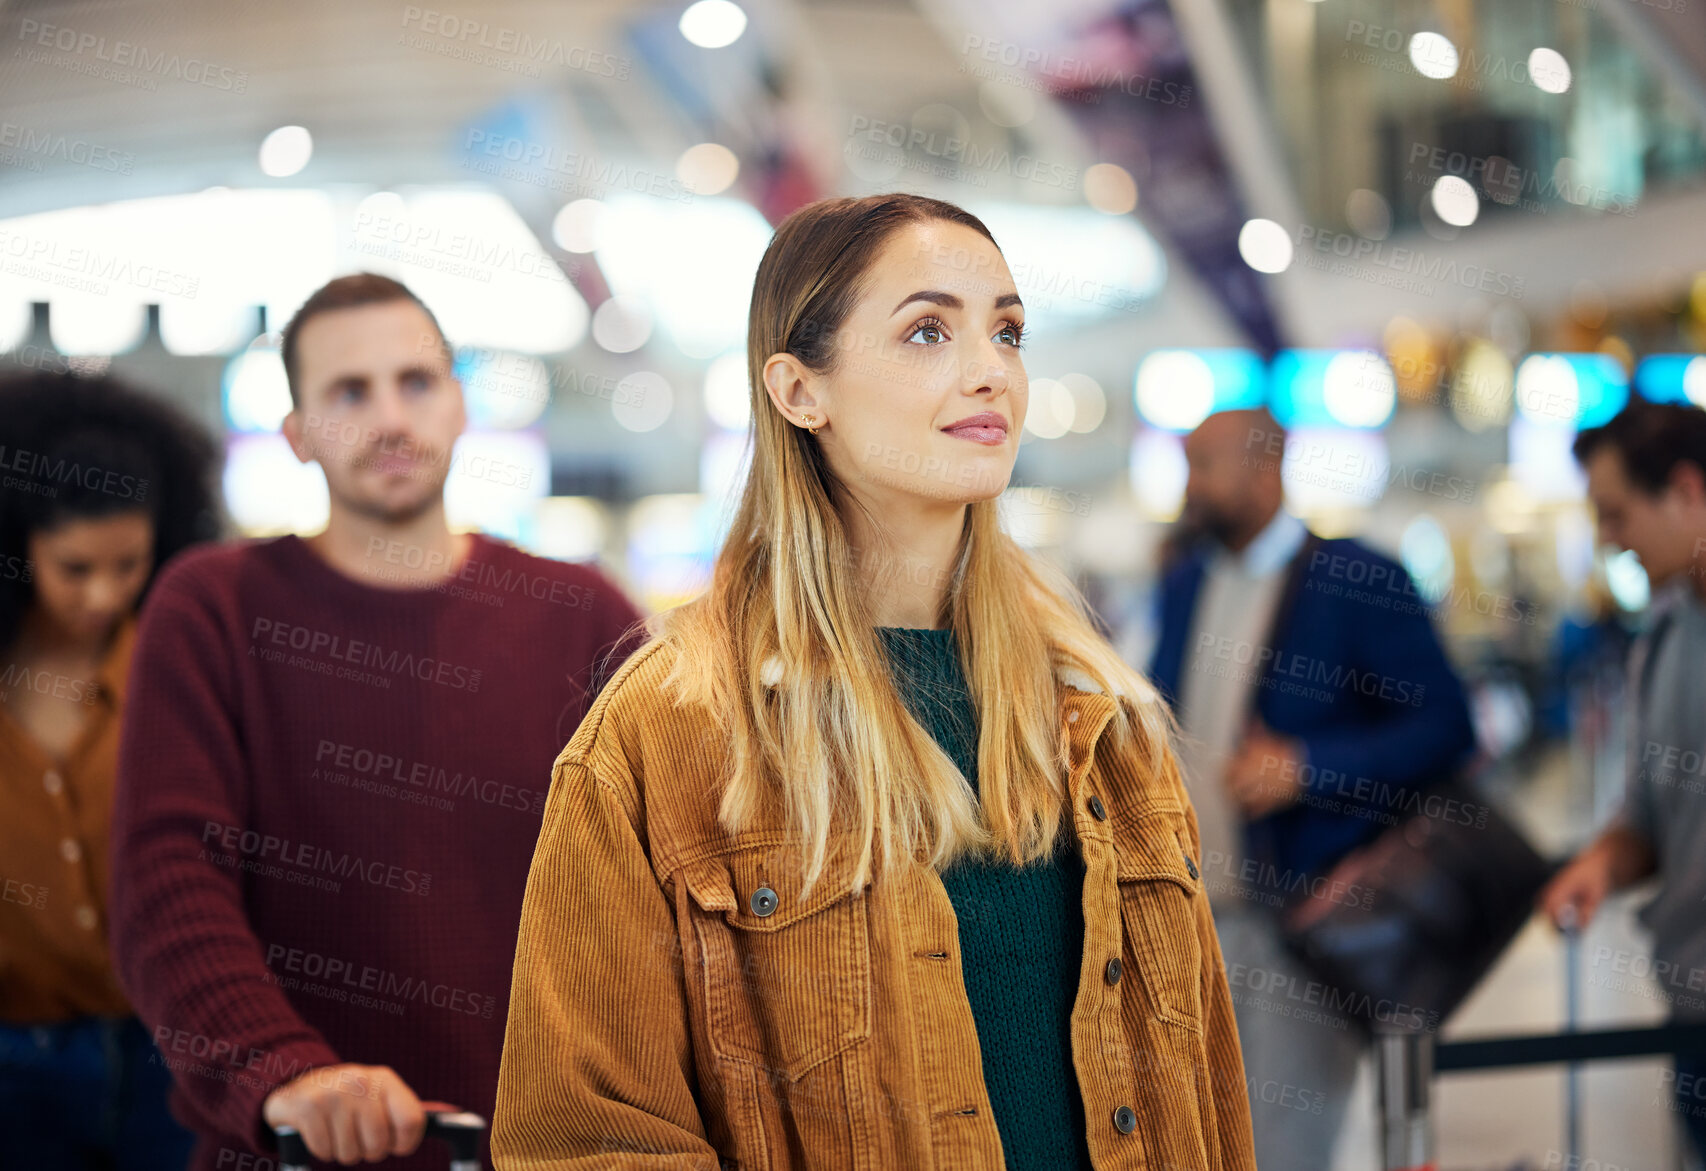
[4,0,1706,1168]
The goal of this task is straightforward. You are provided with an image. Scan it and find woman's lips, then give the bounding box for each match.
[944,427,1006,445]
[942,414,1009,446]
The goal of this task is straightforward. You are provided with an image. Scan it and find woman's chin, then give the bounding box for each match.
[939,479,1013,508]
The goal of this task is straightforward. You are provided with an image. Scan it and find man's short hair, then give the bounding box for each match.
[279,273,449,406]
[1572,399,1706,496]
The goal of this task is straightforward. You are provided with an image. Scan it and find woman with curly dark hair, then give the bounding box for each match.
[0,367,220,1170]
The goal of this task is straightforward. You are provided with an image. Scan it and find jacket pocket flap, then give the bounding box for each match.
[679,856,738,914]
[682,844,869,931]
[1112,808,1197,894]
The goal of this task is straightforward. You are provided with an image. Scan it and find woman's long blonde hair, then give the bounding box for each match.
[656,194,1171,895]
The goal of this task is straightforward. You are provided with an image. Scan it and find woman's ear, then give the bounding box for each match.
[762,352,825,431]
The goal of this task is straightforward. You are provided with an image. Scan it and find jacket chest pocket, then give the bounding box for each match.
[679,849,873,1081]
[1112,807,1204,1033]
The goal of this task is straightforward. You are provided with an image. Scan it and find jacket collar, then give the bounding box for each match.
[750,652,1126,808]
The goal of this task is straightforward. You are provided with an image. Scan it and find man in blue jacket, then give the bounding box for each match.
[1149,408,1477,1171]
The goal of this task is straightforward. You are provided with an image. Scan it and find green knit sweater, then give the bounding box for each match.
[876,626,1093,1170]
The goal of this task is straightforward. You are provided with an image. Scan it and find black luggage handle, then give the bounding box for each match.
[275,1109,486,1170]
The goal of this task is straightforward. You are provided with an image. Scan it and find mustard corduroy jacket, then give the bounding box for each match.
[494,640,1257,1170]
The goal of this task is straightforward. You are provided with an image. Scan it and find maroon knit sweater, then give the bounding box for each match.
[109,534,644,1171]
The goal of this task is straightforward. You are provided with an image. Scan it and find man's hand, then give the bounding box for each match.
[1538,827,1657,932]
[1539,850,1615,931]
[1224,726,1307,817]
[262,1063,448,1165]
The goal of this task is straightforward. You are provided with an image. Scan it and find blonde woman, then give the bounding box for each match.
[494,194,1255,1170]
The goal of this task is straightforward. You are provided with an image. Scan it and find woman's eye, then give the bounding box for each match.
[997,322,1025,348]
[906,320,946,345]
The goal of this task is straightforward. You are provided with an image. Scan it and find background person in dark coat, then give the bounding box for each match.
[1147,408,1477,1171]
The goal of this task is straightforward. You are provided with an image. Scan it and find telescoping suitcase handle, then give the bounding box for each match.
[275,1110,486,1171]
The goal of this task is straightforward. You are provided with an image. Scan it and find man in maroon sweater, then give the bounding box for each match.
[109,274,644,1170]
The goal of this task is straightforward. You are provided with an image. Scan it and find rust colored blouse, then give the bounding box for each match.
[0,618,136,1023]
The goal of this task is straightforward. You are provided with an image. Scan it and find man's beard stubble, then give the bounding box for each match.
[342,485,444,527]
[1181,499,1241,548]
[325,440,452,526]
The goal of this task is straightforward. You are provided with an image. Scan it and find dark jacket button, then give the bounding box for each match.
[1113,1105,1137,1134]
[1104,957,1122,985]
[1184,855,1199,880]
[1088,795,1108,821]
[750,886,778,917]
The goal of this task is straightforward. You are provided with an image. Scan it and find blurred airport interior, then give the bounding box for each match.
[5,0,1706,1167]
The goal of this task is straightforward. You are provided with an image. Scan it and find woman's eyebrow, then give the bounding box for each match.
[892,289,962,315]
[890,290,1024,315]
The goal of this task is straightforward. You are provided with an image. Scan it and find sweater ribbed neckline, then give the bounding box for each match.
[271,532,502,607]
